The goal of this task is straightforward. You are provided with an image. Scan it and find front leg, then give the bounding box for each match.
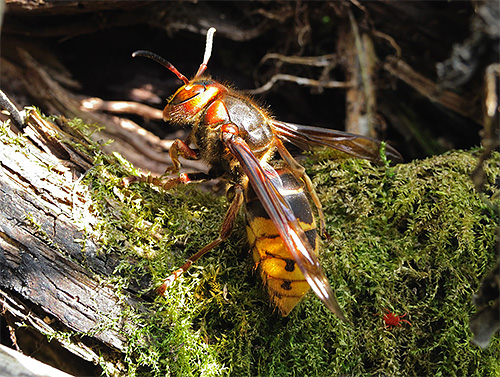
[166,137,200,174]
[123,135,204,189]
[123,170,218,191]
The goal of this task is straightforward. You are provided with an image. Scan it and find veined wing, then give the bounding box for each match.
[223,129,345,320]
[270,120,402,163]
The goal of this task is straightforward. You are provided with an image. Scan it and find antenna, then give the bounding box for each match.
[195,27,216,78]
[132,27,216,84]
[132,50,190,85]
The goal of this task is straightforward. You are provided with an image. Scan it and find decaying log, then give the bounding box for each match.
[1,102,499,376]
[0,108,144,374]
[0,344,74,377]
[0,1,499,375]
[1,48,176,177]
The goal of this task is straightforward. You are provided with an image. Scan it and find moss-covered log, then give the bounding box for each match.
[0,109,146,375]
[1,1,499,375]
[0,109,498,376]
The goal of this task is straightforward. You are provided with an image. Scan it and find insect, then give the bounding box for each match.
[381,309,412,330]
[130,27,402,319]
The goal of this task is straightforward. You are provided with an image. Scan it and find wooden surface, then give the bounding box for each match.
[0,344,75,377]
[0,109,142,373]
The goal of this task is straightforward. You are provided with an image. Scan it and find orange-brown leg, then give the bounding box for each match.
[123,135,201,187]
[123,171,216,190]
[166,138,199,174]
[157,185,245,295]
[274,138,327,236]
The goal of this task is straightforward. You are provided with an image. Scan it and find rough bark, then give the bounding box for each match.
[0,109,140,375]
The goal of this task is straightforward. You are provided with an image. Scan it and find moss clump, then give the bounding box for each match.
[82,124,499,376]
[306,149,500,376]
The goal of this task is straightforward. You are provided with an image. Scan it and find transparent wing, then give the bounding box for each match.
[223,131,345,320]
[270,120,402,163]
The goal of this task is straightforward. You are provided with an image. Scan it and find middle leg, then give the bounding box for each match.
[157,184,245,295]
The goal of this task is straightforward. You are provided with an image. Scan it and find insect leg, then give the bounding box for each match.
[274,138,327,236]
[123,171,215,191]
[157,184,245,295]
[123,133,202,187]
[166,136,199,174]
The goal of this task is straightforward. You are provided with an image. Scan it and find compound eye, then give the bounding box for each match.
[170,84,205,105]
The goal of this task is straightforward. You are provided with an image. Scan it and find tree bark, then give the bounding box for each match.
[0,108,140,375]
[0,344,75,377]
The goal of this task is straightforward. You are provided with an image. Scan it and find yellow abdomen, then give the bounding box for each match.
[245,169,318,316]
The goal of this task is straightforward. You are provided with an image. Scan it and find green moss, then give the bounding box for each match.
[29,113,499,376]
[84,153,231,376]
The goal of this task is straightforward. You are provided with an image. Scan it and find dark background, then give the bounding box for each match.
[1,1,498,163]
